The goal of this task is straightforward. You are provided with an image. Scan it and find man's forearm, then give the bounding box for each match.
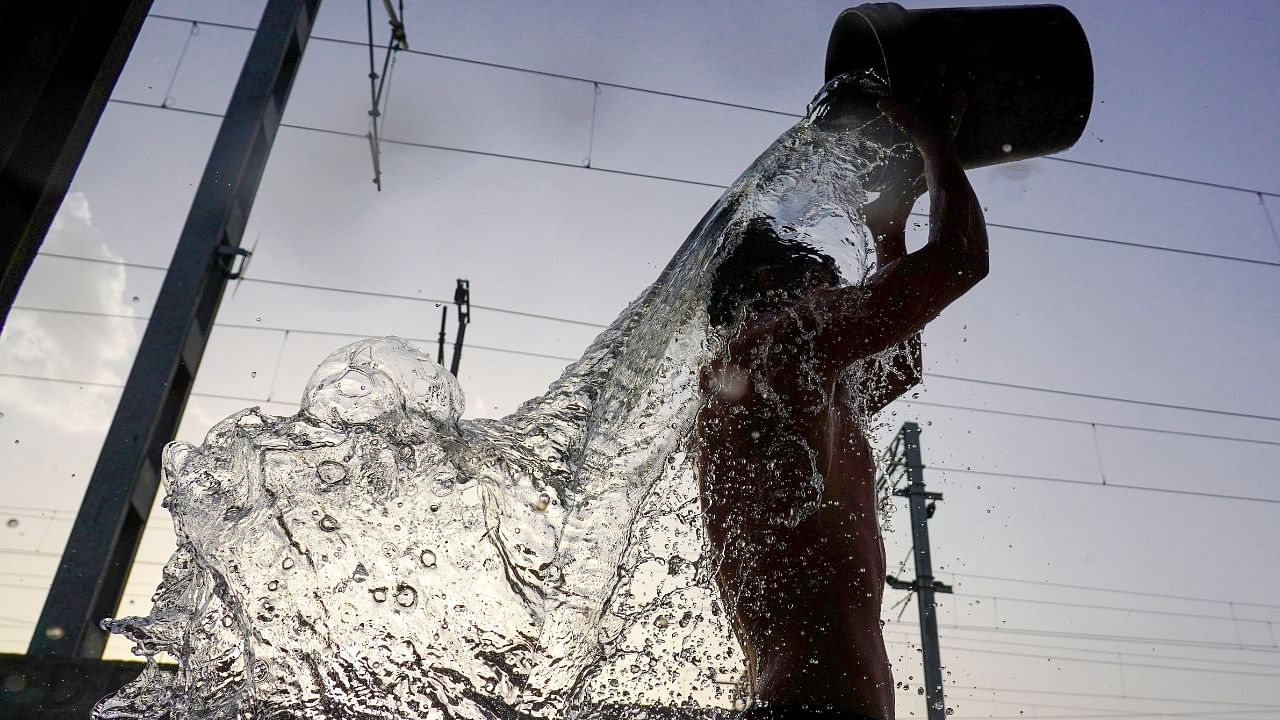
[865,179,925,269]
[920,145,989,274]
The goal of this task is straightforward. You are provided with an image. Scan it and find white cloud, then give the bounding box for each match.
[0,192,143,433]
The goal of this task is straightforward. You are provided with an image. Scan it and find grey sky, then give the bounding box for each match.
[2,0,1279,717]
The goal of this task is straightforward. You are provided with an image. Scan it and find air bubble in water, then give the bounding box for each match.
[319,515,339,532]
[419,549,437,568]
[281,557,294,570]
[335,370,372,397]
[316,461,348,486]
[395,585,418,608]
[370,587,388,603]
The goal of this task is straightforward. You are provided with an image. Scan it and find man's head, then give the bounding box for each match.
[708,216,841,328]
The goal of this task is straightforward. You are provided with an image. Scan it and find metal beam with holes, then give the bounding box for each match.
[29,0,323,658]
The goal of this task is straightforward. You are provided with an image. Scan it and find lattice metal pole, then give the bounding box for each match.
[883,421,953,720]
[30,0,322,658]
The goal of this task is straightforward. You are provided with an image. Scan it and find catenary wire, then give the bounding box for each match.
[103,96,1280,270]
[17,301,1280,449]
[880,629,1280,672]
[143,12,1280,200]
[881,636,1280,678]
[7,307,1280,503]
[24,255,1280,426]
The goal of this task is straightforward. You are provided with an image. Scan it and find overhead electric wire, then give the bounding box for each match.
[935,621,1280,654]
[943,591,1268,624]
[924,372,1280,424]
[881,636,1280,678]
[8,303,1280,504]
[932,464,1280,506]
[945,570,1280,610]
[2,520,1271,637]
[23,256,1280,429]
[18,304,1278,448]
[143,12,1280,200]
[880,629,1280,672]
[974,709,1280,720]
[103,96,1280,270]
[903,398,1280,449]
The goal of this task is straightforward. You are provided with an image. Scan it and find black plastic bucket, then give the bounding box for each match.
[824,2,1094,168]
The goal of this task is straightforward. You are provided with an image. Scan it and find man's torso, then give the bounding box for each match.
[694,339,893,718]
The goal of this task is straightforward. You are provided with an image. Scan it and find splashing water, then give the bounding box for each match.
[96,80,917,720]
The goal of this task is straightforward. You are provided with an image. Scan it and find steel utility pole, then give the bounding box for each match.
[881,421,953,720]
[30,0,322,658]
[449,279,470,376]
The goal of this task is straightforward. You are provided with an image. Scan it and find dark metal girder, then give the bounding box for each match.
[29,0,323,658]
[0,0,154,331]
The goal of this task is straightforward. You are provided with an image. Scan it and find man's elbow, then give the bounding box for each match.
[966,249,990,284]
[962,240,988,285]
[946,247,988,295]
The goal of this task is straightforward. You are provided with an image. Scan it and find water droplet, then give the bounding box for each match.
[428,503,440,512]
[44,625,65,640]
[221,616,234,628]
[394,584,418,607]
[250,371,257,378]
[654,616,670,629]
[319,515,339,532]
[281,557,294,570]
[370,587,388,603]
[335,370,372,397]
[316,461,348,486]
[1001,143,1013,153]
[5,518,17,529]
[419,549,437,568]
[534,493,550,512]
[267,580,279,591]
[431,480,454,498]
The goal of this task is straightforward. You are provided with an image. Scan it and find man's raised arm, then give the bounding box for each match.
[855,172,925,415]
[811,97,989,380]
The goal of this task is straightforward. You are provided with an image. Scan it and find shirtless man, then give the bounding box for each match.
[693,89,988,720]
